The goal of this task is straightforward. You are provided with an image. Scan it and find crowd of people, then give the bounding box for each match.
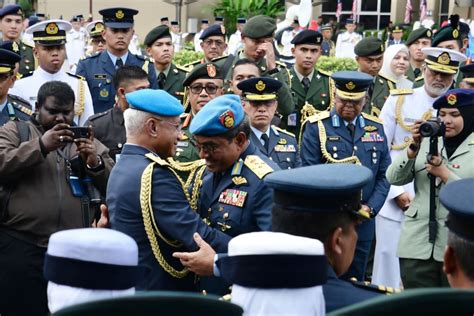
[0,3,474,316]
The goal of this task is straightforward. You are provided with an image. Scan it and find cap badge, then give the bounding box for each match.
[220,25,226,35]
[446,93,457,105]
[452,28,459,39]
[427,30,432,37]
[95,22,104,32]
[207,64,216,78]
[116,10,125,20]
[346,81,356,90]
[219,110,235,129]
[17,9,23,15]
[256,80,266,92]
[380,44,384,52]
[45,22,59,35]
[437,52,451,65]
[12,42,19,52]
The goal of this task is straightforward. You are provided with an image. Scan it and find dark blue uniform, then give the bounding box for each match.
[107,144,231,291]
[76,51,157,113]
[250,126,301,169]
[301,110,391,280]
[0,94,33,126]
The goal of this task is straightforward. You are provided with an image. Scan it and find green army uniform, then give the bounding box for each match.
[175,113,199,163]
[404,27,432,86]
[160,63,187,102]
[17,41,35,77]
[365,74,396,117]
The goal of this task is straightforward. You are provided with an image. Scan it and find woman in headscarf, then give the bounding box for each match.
[379,44,413,89]
[386,88,474,288]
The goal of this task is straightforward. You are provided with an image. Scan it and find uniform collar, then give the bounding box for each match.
[250,125,270,142]
[330,110,365,128]
[106,50,129,65]
[35,66,66,80]
[294,67,314,83]
[156,64,171,77]
[0,99,7,113]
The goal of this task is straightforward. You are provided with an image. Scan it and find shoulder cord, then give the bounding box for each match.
[75,80,85,117]
[317,120,361,165]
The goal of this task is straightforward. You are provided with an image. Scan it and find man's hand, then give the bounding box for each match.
[173,233,216,276]
[258,41,276,70]
[75,126,99,167]
[40,123,74,153]
[92,204,110,228]
[394,192,411,211]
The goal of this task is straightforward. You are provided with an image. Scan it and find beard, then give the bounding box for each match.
[424,83,450,97]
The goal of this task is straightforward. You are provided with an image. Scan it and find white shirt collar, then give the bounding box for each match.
[107,50,129,66]
[251,125,270,145]
[34,66,67,80]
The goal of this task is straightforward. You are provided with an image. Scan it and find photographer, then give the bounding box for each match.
[386,89,474,289]
[0,81,113,316]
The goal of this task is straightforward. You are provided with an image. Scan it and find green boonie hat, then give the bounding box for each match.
[354,37,384,57]
[144,25,171,47]
[183,62,222,87]
[405,27,432,46]
[242,15,276,39]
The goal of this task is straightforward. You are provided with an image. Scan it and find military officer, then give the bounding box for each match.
[193,19,208,53]
[76,7,157,114]
[144,25,187,102]
[320,23,335,57]
[0,4,35,77]
[238,77,301,169]
[213,15,295,119]
[85,20,105,55]
[160,16,169,26]
[9,19,94,126]
[0,42,33,125]
[300,71,391,282]
[405,27,432,83]
[66,15,87,72]
[335,18,362,59]
[170,20,183,52]
[354,37,391,116]
[175,62,224,163]
[386,25,404,47]
[227,17,246,55]
[460,64,474,89]
[85,65,149,161]
[288,29,333,137]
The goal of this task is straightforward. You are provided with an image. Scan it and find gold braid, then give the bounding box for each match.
[75,79,85,117]
[318,120,361,165]
[140,162,189,278]
[329,77,336,110]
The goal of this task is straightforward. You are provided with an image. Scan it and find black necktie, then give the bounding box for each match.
[261,133,269,152]
[157,72,166,89]
[115,58,123,69]
[414,68,421,78]
[367,82,374,98]
[302,77,310,93]
[347,123,355,138]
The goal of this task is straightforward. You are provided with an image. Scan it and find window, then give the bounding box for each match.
[439,0,449,24]
[322,0,391,30]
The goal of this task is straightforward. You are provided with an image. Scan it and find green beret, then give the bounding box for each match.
[405,27,432,46]
[354,37,384,57]
[242,15,276,39]
[144,25,171,47]
[432,25,461,47]
[183,62,223,87]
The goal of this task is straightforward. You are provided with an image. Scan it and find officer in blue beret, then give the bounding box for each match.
[0,42,33,125]
[238,77,301,169]
[76,7,157,114]
[107,89,232,291]
[301,70,391,282]
[440,178,474,289]
[460,63,474,89]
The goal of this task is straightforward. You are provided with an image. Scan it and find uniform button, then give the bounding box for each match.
[208,208,212,213]
[286,157,291,162]
[269,157,273,160]
[223,212,229,219]
[333,146,337,152]
[354,146,358,151]
[333,153,338,158]
[219,207,224,212]
[118,143,123,149]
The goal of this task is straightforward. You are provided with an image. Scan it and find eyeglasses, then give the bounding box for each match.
[154,118,182,131]
[91,37,106,44]
[189,84,221,95]
[190,139,220,154]
[203,39,226,47]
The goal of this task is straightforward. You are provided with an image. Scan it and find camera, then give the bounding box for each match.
[420,118,445,137]
[69,126,90,139]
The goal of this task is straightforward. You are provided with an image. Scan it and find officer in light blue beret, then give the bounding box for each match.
[107,89,232,292]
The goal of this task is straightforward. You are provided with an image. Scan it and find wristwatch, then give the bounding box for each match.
[86,155,103,171]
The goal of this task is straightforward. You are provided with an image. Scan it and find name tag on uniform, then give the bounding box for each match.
[94,74,108,79]
[361,132,384,142]
[177,141,189,147]
[274,144,296,152]
[404,117,417,123]
[328,136,341,141]
[219,189,248,208]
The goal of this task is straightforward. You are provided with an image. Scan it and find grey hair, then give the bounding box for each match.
[123,108,151,137]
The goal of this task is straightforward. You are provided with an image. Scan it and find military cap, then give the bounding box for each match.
[99,7,138,28]
[215,16,224,23]
[71,15,81,22]
[392,24,403,33]
[26,19,72,46]
[125,89,184,117]
[237,17,247,24]
[28,15,39,27]
[345,18,355,25]
[432,14,463,47]
[422,47,466,75]
[242,15,276,39]
[432,88,474,110]
[182,62,222,87]
[160,16,169,22]
[237,77,282,101]
[199,24,226,40]
[460,64,474,83]
[264,164,373,219]
[85,20,104,37]
[217,232,327,289]
[144,25,171,47]
[354,37,384,56]
[320,23,332,31]
[190,94,244,136]
[331,71,374,101]
[201,19,209,24]
[0,4,24,18]
[440,178,474,241]
[0,42,21,74]
[35,13,46,18]
[171,21,179,26]
[405,27,432,46]
[291,30,323,46]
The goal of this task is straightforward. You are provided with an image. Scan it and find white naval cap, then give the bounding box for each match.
[422,47,467,74]
[25,19,72,45]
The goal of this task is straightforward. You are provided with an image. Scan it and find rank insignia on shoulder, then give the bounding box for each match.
[361,132,384,142]
[278,138,287,145]
[349,278,401,294]
[244,155,274,179]
[232,176,248,186]
[219,189,248,207]
[389,88,413,96]
[180,134,189,140]
[364,125,378,132]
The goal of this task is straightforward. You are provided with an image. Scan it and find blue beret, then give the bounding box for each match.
[265,164,373,219]
[190,94,244,136]
[99,7,138,28]
[440,178,474,241]
[0,4,24,18]
[125,89,183,117]
[200,24,226,40]
[433,88,474,109]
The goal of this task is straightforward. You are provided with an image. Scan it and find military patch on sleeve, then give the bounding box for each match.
[218,189,248,207]
[244,155,273,179]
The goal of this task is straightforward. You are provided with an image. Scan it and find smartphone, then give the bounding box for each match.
[69,127,90,139]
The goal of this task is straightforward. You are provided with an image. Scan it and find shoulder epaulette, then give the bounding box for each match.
[183,60,202,69]
[362,112,383,124]
[244,155,274,179]
[145,153,170,166]
[83,52,101,60]
[317,69,332,77]
[8,94,31,107]
[88,110,109,121]
[19,70,33,79]
[275,60,287,68]
[378,74,396,83]
[174,64,191,73]
[350,278,402,294]
[135,54,147,61]
[66,72,85,80]
[389,88,413,96]
[210,55,228,62]
[20,40,34,49]
[307,111,330,123]
[10,98,33,116]
[272,125,295,137]
[414,75,424,81]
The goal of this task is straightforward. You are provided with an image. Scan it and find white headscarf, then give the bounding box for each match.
[380,44,413,89]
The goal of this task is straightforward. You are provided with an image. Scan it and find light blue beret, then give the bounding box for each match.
[125,89,183,117]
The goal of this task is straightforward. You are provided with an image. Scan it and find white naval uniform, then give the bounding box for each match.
[194,30,203,52]
[335,31,362,59]
[66,29,87,70]
[372,86,437,288]
[228,30,242,55]
[10,67,94,127]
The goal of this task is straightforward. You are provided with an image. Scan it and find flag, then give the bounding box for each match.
[351,0,358,20]
[404,0,412,24]
[419,0,427,22]
[336,0,342,19]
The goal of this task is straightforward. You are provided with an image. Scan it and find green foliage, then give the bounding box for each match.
[173,49,204,66]
[18,0,34,17]
[316,56,358,72]
[212,0,285,34]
